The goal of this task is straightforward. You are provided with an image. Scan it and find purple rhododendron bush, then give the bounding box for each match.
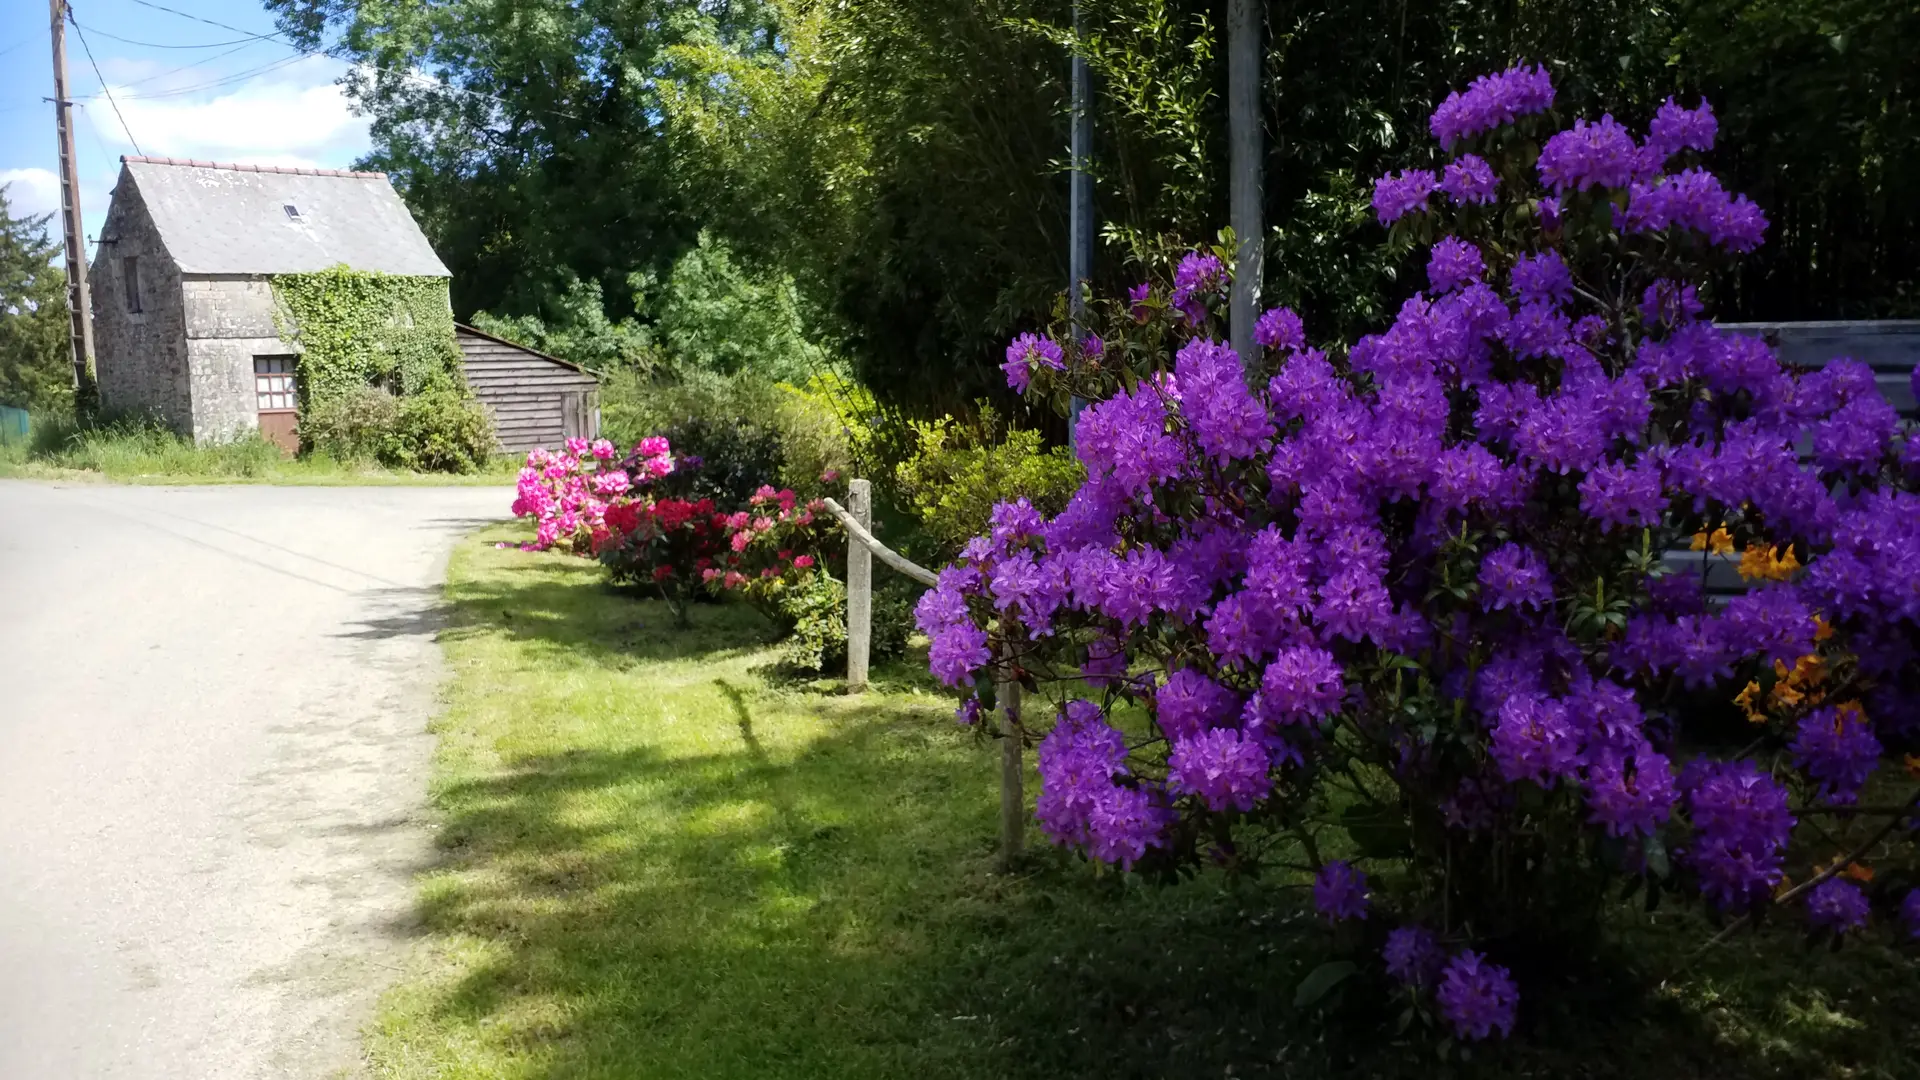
[918,65,1920,1045]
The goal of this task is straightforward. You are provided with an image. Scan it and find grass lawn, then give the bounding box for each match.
[0,420,517,485]
[375,524,1920,1079]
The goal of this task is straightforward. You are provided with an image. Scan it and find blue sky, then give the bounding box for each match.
[0,0,371,257]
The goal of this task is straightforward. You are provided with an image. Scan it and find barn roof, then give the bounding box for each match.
[117,156,450,277]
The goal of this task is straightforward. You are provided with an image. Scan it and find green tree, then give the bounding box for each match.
[0,185,71,413]
[265,0,787,324]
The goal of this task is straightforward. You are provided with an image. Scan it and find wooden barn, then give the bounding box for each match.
[455,324,600,453]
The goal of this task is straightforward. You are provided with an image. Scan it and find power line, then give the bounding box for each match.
[96,39,270,94]
[123,0,291,43]
[109,54,313,101]
[67,11,143,156]
[73,21,281,50]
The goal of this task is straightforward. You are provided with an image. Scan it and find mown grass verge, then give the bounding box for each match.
[374,524,1920,1079]
[0,413,517,485]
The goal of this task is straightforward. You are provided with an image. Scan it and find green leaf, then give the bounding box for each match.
[1294,960,1358,1008]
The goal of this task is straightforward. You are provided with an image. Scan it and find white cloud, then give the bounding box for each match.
[1,168,63,220]
[86,55,371,167]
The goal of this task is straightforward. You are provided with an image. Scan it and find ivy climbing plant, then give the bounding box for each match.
[270,266,466,407]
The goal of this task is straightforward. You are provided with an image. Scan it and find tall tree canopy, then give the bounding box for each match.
[0,185,71,413]
[276,0,1918,415]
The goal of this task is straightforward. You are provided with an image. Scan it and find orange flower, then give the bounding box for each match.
[1904,754,1920,780]
[1843,863,1875,883]
[1734,680,1766,723]
[1691,527,1734,555]
[1811,614,1835,642]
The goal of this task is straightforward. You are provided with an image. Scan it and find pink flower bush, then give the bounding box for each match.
[510,438,675,553]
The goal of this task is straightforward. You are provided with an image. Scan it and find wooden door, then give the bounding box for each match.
[561,391,586,439]
[253,355,300,452]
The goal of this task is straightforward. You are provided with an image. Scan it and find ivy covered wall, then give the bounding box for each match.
[270,266,466,407]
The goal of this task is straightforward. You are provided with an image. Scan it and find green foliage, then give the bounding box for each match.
[0,185,73,414]
[298,384,495,473]
[770,572,917,674]
[655,231,829,384]
[773,570,848,673]
[296,384,399,462]
[470,276,659,374]
[894,406,1084,555]
[270,266,467,406]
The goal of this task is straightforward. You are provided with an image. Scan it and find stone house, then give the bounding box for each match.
[90,155,452,448]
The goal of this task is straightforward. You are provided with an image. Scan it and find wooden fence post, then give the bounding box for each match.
[995,626,1025,872]
[845,478,873,692]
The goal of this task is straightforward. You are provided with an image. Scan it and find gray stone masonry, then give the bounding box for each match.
[183,277,292,443]
[91,177,192,430]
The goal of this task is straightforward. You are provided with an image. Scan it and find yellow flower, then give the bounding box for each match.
[1691,527,1734,555]
[1734,680,1766,723]
[1771,546,1801,579]
[1791,654,1827,688]
[1835,700,1866,726]
[1738,543,1802,582]
[1812,614,1835,642]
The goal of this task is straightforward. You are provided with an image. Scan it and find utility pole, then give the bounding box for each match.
[49,0,96,393]
[1067,0,1094,439]
[1226,0,1263,367]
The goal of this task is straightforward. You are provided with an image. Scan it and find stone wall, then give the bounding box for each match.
[90,171,192,431]
[182,277,291,443]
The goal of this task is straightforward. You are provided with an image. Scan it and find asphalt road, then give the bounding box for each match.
[0,480,511,1078]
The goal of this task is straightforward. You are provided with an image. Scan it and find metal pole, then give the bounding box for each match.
[844,479,873,692]
[1067,0,1094,440]
[49,0,95,393]
[1226,0,1263,367]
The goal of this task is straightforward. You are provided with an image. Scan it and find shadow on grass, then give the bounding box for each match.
[390,535,1920,1080]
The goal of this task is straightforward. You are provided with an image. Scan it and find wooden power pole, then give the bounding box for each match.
[1226,0,1262,366]
[49,0,96,392]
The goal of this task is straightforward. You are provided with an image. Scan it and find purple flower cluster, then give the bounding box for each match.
[1537,115,1641,192]
[1429,63,1555,148]
[1372,169,1437,225]
[1001,332,1064,393]
[1170,250,1226,324]
[1789,705,1882,805]
[1255,305,1305,351]
[1440,154,1499,205]
[1427,237,1485,293]
[1383,925,1444,987]
[1436,951,1519,1040]
[947,64,1920,1039]
[1168,727,1271,812]
[1682,760,1795,911]
[1312,860,1370,922]
[1479,543,1553,611]
[1034,701,1170,867]
[1806,878,1870,934]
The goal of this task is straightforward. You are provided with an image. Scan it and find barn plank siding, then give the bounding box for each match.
[455,325,601,453]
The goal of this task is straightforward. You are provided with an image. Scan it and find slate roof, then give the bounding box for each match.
[119,156,450,277]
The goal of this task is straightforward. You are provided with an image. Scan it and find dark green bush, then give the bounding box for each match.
[771,572,918,674]
[299,384,494,473]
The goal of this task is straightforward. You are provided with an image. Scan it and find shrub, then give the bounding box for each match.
[299,385,495,473]
[894,405,1083,555]
[386,387,496,473]
[298,384,400,462]
[920,66,1920,1045]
